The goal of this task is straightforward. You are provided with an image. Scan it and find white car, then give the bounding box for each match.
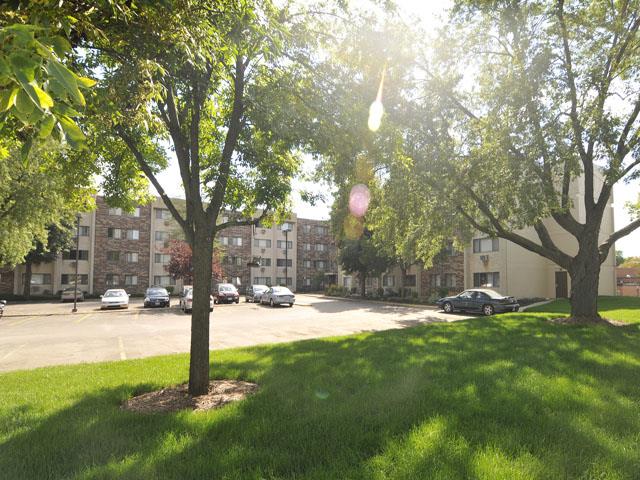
[180,288,214,313]
[260,286,295,307]
[100,289,129,309]
[61,287,85,302]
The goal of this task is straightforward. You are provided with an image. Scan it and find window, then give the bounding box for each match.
[224,256,243,266]
[125,252,139,263]
[304,278,312,286]
[220,236,242,246]
[316,225,329,235]
[303,243,312,251]
[254,239,272,248]
[155,231,169,242]
[315,243,327,252]
[302,224,312,233]
[107,251,120,261]
[303,260,312,268]
[62,250,89,260]
[124,275,138,286]
[105,274,119,286]
[473,237,499,253]
[473,272,500,288]
[258,257,271,267]
[443,242,457,256]
[382,275,395,287]
[155,208,171,220]
[153,275,176,286]
[253,276,272,285]
[404,274,416,287]
[24,273,52,285]
[276,277,292,286]
[431,274,441,287]
[108,207,122,216]
[277,240,293,249]
[107,228,121,239]
[277,258,293,267]
[79,226,90,236]
[125,208,141,217]
[61,274,88,285]
[343,276,352,288]
[314,260,327,269]
[126,229,139,240]
[154,253,170,264]
[443,273,456,287]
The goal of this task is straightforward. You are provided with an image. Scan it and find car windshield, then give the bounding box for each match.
[147,288,167,296]
[104,290,125,297]
[272,287,292,295]
[219,285,236,292]
[253,285,268,291]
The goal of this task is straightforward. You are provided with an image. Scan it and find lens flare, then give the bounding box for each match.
[348,184,371,218]
[368,100,384,132]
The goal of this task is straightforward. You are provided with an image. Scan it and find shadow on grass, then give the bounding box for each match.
[1,314,639,479]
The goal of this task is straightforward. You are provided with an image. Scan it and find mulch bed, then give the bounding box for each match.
[548,316,629,327]
[122,380,259,414]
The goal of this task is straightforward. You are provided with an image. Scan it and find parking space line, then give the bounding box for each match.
[0,344,26,361]
[6,316,34,327]
[73,313,92,324]
[118,336,127,360]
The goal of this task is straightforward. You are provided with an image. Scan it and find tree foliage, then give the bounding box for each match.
[164,239,222,285]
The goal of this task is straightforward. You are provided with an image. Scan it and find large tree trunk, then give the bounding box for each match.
[360,273,366,297]
[568,234,602,322]
[188,227,214,396]
[23,261,32,298]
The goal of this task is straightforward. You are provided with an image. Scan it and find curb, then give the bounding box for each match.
[321,295,437,310]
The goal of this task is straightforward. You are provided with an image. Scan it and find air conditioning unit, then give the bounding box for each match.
[164,219,172,226]
[261,248,266,253]
[282,250,287,255]
[480,255,489,264]
[260,267,265,272]
[261,229,266,234]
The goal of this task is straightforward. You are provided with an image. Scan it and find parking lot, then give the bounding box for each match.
[0,295,470,372]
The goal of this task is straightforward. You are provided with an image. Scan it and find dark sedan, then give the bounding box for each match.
[436,289,519,316]
[144,287,171,308]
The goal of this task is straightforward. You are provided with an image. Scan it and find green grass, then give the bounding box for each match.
[528,295,640,323]
[1,313,640,479]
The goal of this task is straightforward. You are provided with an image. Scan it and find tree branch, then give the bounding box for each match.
[599,217,640,261]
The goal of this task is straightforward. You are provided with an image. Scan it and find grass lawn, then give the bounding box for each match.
[528,295,640,323]
[1,312,640,479]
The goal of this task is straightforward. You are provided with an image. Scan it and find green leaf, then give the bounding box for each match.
[30,81,54,109]
[59,115,85,143]
[49,36,72,57]
[47,59,84,106]
[9,54,37,82]
[0,87,18,111]
[76,76,97,88]
[20,136,33,164]
[38,114,56,138]
[15,89,35,114]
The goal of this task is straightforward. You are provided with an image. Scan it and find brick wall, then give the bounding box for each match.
[0,268,14,295]
[296,218,337,291]
[93,197,152,295]
[420,252,465,297]
[217,224,252,292]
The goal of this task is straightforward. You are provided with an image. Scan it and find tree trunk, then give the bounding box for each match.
[568,236,602,322]
[360,273,366,297]
[23,261,32,298]
[188,227,214,396]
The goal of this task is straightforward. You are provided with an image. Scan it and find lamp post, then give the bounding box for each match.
[282,222,292,287]
[72,213,81,313]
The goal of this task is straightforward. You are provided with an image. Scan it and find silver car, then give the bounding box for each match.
[100,289,129,309]
[260,286,295,307]
[246,284,269,303]
[61,287,85,302]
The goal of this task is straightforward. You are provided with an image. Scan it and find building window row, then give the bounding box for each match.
[277,240,293,249]
[220,236,243,246]
[253,276,272,285]
[276,277,293,286]
[108,207,141,217]
[302,243,328,252]
[155,231,170,242]
[23,273,52,285]
[62,250,89,261]
[154,275,176,286]
[301,224,329,235]
[155,208,171,220]
[61,274,89,285]
[106,251,139,263]
[473,272,500,288]
[154,253,171,264]
[254,238,271,248]
[276,258,293,267]
[473,237,499,253]
[105,274,139,286]
[108,228,140,240]
[431,273,457,288]
[79,226,90,236]
[223,256,244,266]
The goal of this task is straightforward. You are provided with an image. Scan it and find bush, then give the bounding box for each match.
[165,286,175,295]
[325,284,349,297]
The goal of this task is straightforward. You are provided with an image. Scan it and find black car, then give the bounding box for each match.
[436,289,519,316]
[144,287,171,308]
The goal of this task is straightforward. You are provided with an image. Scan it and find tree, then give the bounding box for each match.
[621,256,640,268]
[338,236,392,297]
[83,1,332,394]
[22,223,74,298]
[616,250,626,267]
[165,239,223,285]
[321,1,640,323]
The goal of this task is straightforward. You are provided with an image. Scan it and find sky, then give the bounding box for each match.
[155,0,640,257]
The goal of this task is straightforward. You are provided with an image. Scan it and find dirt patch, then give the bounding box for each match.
[122,380,259,414]
[548,316,629,327]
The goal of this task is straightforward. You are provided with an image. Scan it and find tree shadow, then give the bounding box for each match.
[1,314,639,479]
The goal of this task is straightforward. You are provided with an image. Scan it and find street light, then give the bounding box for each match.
[72,213,81,313]
[282,222,292,287]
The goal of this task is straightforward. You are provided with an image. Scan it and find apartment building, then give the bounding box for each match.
[1,197,337,296]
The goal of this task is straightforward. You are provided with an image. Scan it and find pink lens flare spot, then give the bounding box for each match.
[349,184,371,218]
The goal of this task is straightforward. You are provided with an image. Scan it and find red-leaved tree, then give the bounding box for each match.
[165,240,223,285]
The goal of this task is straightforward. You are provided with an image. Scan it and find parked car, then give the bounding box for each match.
[60,287,85,302]
[436,289,519,316]
[214,283,239,304]
[144,287,170,308]
[180,288,214,313]
[100,289,130,309]
[246,284,269,303]
[0,299,6,318]
[260,286,295,307]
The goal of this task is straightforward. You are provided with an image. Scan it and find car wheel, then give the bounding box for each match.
[289,303,293,308]
[483,304,495,316]
[235,299,239,304]
[443,302,453,313]
[270,299,274,307]
[209,308,213,312]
